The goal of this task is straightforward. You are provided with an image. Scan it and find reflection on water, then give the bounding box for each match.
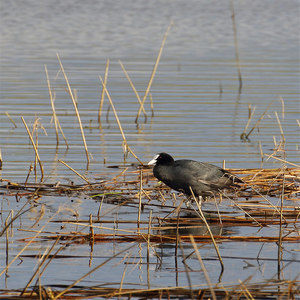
[0,0,299,294]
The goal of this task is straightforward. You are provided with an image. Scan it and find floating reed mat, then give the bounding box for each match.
[1,166,299,199]
[0,280,299,299]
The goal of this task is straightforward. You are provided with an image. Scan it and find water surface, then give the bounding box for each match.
[0,0,299,294]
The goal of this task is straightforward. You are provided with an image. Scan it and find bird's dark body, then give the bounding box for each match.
[149,153,242,198]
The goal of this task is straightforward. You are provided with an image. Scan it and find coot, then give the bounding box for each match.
[148,153,242,199]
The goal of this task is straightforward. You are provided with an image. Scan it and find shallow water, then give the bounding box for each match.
[0,0,299,295]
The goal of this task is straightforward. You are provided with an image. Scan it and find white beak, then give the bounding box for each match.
[148,158,157,166]
[148,154,159,166]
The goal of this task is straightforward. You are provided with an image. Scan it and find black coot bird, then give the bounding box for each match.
[148,153,242,199]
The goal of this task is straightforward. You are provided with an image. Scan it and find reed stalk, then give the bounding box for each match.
[5,214,10,278]
[119,60,147,120]
[52,243,135,300]
[5,112,17,128]
[179,240,195,300]
[264,154,300,168]
[149,93,154,117]
[99,76,143,165]
[57,53,90,164]
[118,264,128,295]
[89,214,94,267]
[241,105,256,141]
[58,159,90,184]
[45,65,69,148]
[147,210,152,289]
[21,117,44,182]
[135,21,173,123]
[0,148,2,170]
[98,59,110,124]
[21,236,61,296]
[230,0,242,92]
[137,168,143,229]
[279,96,285,120]
[0,209,60,277]
[190,235,217,300]
[45,65,59,145]
[275,111,285,144]
[189,187,224,272]
[245,100,274,140]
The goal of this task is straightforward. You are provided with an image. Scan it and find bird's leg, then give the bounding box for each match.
[198,196,203,208]
[185,197,192,209]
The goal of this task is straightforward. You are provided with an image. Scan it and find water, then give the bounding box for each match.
[0,0,299,294]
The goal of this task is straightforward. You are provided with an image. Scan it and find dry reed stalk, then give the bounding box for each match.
[98,59,110,124]
[57,118,69,148]
[0,148,2,170]
[230,0,243,92]
[58,159,90,184]
[147,210,152,289]
[0,209,60,277]
[5,112,17,128]
[190,235,217,300]
[137,168,143,229]
[241,105,256,141]
[99,76,144,165]
[97,194,105,221]
[45,65,59,145]
[56,54,90,165]
[24,163,33,186]
[190,187,224,271]
[245,100,274,140]
[149,93,154,117]
[5,215,9,277]
[258,141,264,162]
[31,233,94,295]
[34,124,38,183]
[0,198,33,238]
[118,264,128,296]
[89,213,94,243]
[52,243,135,300]
[279,96,285,120]
[45,65,69,148]
[238,279,255,300]
[21,117,44,182]
[178,240,195,300]
[119,60,147,120]
[228,196,264,227]
[264,154,300,168]
[89,214,94,267]
[275,111,285,143]
[21,236,61,296]
[277,148,287,278]
[213,195,223,226]
[135,21,173,123]
[30,204,45,228]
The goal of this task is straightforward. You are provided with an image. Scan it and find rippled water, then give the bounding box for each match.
[0,0,299,293]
